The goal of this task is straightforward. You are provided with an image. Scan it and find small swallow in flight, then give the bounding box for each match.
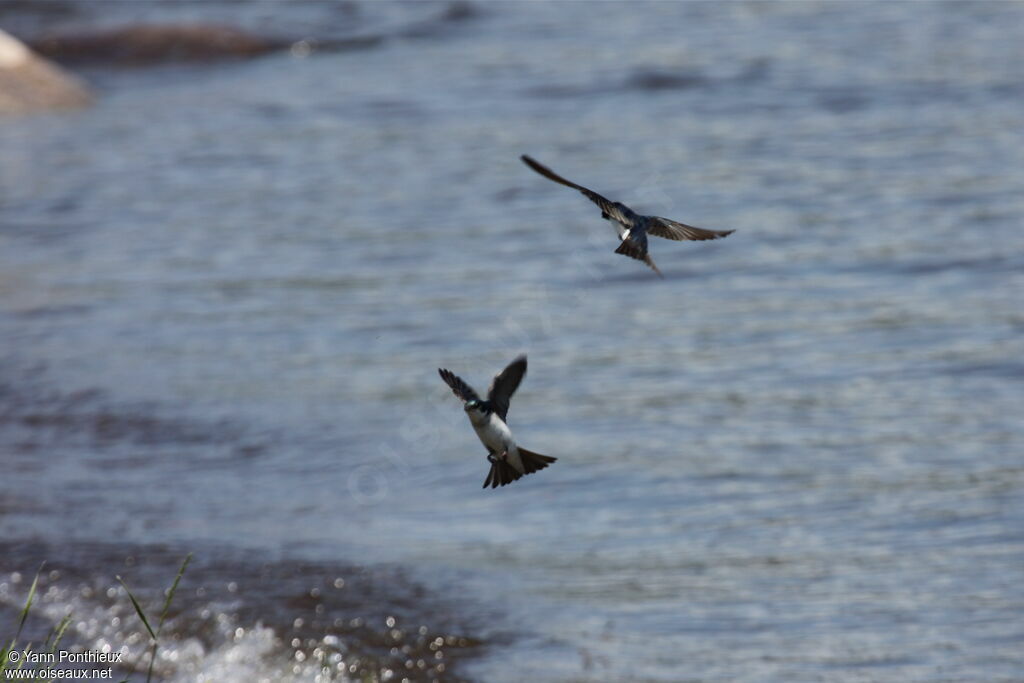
[438,355,557,489]
[521,154,734,277]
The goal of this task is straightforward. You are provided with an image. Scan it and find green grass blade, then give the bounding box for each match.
[144,642,158,683]
[16,564,44,642]
[15,641,32,671]
[46,612,73,653]
[39,615,74,683]
[43,613,63,650]
[115,576,156,641]
[157,553,191,635]
[2,564,46,674]
[116,554,191,683]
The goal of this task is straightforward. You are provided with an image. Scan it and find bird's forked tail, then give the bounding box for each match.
[614,228,663,277]
[615,237,662,277]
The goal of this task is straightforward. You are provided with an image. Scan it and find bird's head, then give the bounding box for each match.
[464,399,482,412]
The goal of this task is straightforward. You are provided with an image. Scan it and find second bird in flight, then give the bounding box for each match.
[521,154,734,277]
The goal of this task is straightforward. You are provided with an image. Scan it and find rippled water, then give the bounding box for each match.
[2,2,1023,681]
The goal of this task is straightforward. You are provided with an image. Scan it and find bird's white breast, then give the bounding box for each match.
[467,410,515,452]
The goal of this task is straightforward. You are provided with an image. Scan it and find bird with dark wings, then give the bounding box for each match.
[522,154,734,276]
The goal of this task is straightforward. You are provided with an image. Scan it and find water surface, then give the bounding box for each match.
[2,2,1023,681]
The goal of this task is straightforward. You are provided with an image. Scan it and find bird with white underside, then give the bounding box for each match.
[438,355,557,489]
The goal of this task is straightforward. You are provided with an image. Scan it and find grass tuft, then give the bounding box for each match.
[118,553,192,683]
[4,555,191,683]
[1,563,45,677]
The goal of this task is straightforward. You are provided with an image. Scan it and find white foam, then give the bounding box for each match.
[2,579,353,683]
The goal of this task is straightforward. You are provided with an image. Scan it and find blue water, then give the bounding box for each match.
[2,2,1023,681]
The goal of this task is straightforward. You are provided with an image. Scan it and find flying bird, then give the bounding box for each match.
[438,355,557,489]
[521,154,734,276]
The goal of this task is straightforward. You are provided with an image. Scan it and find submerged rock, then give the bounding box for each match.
[0,28,91,115]
[28,23,287,66]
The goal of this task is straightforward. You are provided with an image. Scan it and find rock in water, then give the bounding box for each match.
[0,29,91,115]
[29,24,286,65]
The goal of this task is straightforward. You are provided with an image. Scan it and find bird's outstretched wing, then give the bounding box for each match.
[648,217,735,242]
[521,155,634,226]
[487,355,527,422]
[438,368,480,404]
